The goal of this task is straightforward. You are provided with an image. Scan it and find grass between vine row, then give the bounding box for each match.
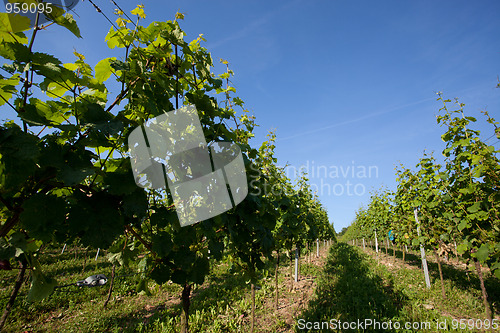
[0,244,329,332]
[299,242,500,332]
[1,242,498,332]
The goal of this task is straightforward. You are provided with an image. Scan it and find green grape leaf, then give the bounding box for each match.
[160,23,184,45]
[40,77,74,98]
[131,6,146,19]
[0,42,30,62]
[188,256,209,285]
[20,98,69,126]
[94,57,115,83]
[185,91,217,117]
[136,278,151,295]
[57,148,96,186]
[0,238,15,260]
[80,103,113,125]
[27,270,57,302]
[473,244,490,263]
[107,252,123,266]
[149,207,178,228]
[439,233,450,242]
[0,124,39,195]
[20,193,66,242]
[31,51,62,66]
[475,244,490,263]
[0,73,20,106]
[150,261,171,285]
[170,269,187,285]
[457,219,469,231]
[467,202,481,213]
[233,97,244,106]
[457,243,469,255]
[107,242,138,266]
[122,188,148,219]
[207,238,224,260]
[109,59,129,72]
[105,26,127,49]
[51,13,81,38]
[103,169,138,196]
[67,192,124,249]
[9,232,27,256]
[138,256,148,275]
[0,13,30,43]
[107,236,126,253]
[151,231,173,257]
[491,263,500,279]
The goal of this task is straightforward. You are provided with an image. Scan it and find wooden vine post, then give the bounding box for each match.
[294,245,299,283]
[180,283,192,333]
[433,249,446,299]
[0,259,27,331]
[275,250,279,310]
[414,208,431,289]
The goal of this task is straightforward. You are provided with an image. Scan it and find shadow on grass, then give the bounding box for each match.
[92,253,320,332]
[364,244,500,315]
[75,263,255,333]
[297,243,407,332]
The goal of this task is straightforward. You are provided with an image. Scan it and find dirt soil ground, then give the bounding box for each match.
[251,252,327,332]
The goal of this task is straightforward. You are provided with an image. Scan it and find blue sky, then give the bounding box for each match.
[4,0,500,232]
